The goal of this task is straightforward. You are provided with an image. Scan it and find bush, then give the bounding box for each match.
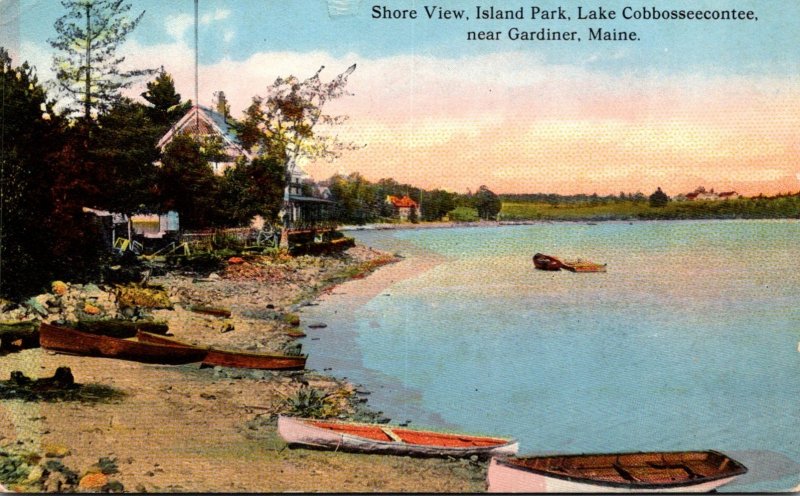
[447,206,479,222]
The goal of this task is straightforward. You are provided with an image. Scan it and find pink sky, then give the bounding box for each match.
[19,37,800,196]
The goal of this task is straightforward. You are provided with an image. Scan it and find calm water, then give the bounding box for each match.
[300,220,800,491]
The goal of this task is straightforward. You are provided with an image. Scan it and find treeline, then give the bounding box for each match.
[500,192,649,205]
[324,174,501,224]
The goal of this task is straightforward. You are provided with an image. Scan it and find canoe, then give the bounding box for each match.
[277,415,518,458]
[136,331,307,370]
[39,323,207,365]
[486,450,747,493]
[188,305,232,317]
[561,259,607,273]
[533,253,563,271]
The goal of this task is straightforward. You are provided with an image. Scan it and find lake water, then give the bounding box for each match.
[300,220,800,492]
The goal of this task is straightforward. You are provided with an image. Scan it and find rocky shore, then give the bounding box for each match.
[0,245,486,492]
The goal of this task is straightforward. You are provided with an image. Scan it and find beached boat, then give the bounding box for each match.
[277,415,518,458]
[39,323,207,365]
[533,253,563,271]
[136,331,307,370]
[188,305,232,317]
[561,259,607,273]
[486,450,747,493]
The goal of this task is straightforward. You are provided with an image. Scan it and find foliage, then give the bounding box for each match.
[141,68,191,130]
[0,50,106,298]
[447,206,480,222]
[89,98,162,215]
[408,206,419,223]
[473,185,501,220]
[237,64,358,165]
[158,134,220,229]
[286,387,337,418]
[217,156,285,226]
[420,189,457,221]
[500,195,800,221]
[49,0,152,120]
[649,187,670,207]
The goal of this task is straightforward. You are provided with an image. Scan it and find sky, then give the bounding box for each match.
[3,0,800,195]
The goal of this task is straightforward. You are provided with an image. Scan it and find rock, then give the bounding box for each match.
[102,480,124,492]
[308,322,327,329]
[42,471,68,492]
[82,284,103,296]
[219,319,234,333]
[83,303,102,315]
[51,281,68,296]
[25,465,44,483]
[78,472,108,490]
[44,444,71,458]
[208,273,221,280]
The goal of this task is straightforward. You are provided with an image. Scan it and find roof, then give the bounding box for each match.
[387,195,418,208]
[156,105,253,161]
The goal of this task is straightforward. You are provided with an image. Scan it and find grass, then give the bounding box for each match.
[500,197,800,221]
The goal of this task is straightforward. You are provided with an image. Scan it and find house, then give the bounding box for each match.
[156,94,252,175]
[679,186,739,202]
[386,195,419,221]
[156,92,334,231]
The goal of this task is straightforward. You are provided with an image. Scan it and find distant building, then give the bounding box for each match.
[679,186,739,202]
[386,195,419,221]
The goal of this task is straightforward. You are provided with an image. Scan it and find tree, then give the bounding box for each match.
[50,0,151,121]
[474,185,501,220]
[90,98,162,216]
[158,134,220,229]
[238,64,358,244]
[0,50,104,298]
[141,68,191,130]
[649,187,670,208]
[218,156,285,227]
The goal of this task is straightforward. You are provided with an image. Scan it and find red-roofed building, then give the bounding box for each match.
[387,195,419,221]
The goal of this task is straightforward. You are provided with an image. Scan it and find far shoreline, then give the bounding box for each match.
[340,217,800,232]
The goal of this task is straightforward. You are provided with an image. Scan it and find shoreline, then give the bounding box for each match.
[0,245,487,492]
[340,217,800,232]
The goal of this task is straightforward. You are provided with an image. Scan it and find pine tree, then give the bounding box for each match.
[49,0,152,121]
[141,68,191,129]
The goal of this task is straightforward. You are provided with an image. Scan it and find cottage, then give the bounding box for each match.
[156,97,252,176]
[386,195,419,221]
[156,93,334,231]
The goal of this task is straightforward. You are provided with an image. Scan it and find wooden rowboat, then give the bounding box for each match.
[487,450,747,493]
[533,253,563,271]
[277,415,518,458]
[561,259,607,273]
[136,331,306,370]
[39,323,207,365]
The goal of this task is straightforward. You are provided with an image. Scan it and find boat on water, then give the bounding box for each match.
[486,450,747,493]
[277,415,518,458]
[561,259,607,273]
[533,253,606,273]
[39,323,207,365]
[533,253,563,271]
[136,331,306,370]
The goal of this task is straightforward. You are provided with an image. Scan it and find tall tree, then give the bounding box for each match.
[474,185,501,220]
[237,64,358,244]
[0,50,104,298]
[141,68,191,130]
[50,0,151,121]
[649,187,670,208]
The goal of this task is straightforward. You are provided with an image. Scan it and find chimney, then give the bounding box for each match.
[213,91,230,120]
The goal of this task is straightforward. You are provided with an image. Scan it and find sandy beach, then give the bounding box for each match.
[0,245,485,492]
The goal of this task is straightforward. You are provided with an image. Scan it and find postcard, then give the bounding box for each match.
[1,0,799,492]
